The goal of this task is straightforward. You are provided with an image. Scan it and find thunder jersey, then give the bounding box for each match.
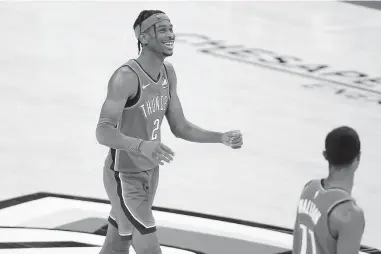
[104,59,171,173]
[293,179,356,254]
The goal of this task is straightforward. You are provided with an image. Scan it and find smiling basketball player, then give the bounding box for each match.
[95,10,243,254]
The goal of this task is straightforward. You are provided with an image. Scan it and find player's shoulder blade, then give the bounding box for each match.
[301,179,319,195]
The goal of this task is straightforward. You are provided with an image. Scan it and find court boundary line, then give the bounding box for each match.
[0,192,379,254]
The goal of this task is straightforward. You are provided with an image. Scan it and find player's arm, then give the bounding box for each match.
[95,67,143,151]
[164,62,223,143]
[330,202,365,254]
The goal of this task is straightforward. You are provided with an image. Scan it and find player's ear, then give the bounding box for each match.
[139,33,149,45]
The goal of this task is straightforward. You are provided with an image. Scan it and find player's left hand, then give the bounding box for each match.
[221,130,243,149]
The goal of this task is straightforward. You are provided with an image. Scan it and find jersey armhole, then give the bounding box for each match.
[120,64,141,109]
[163,62,172,100]
[326,198,354,239]
[163,62,169,78]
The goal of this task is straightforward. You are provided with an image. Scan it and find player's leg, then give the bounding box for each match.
[147,167,159,207]
[119,168,161,254]
[99,219,131,254]
[132,229,161,254]
[131,167,161,254]
[100,167,133,254]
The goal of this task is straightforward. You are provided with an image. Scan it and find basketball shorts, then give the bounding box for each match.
[103,166,159,238]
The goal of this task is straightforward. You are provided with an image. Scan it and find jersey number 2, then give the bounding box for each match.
[299,224,317,254]
[151,119,160,140]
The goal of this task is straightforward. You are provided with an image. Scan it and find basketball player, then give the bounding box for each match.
[292,126,365,254]
[95,10,243,254]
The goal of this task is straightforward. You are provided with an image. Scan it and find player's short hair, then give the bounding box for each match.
[133,10,165,53]
[325,126,361,167]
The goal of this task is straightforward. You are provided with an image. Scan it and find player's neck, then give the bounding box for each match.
[136,51,164,80]
[325,170,354,194]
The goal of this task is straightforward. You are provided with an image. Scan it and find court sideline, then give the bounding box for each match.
[1,1,380,250]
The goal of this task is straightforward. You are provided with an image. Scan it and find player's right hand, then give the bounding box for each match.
[139,141,175,165]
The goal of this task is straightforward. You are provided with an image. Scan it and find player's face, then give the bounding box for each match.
[148,20,175,57]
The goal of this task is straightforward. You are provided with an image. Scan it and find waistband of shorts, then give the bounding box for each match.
[107,166,159,173]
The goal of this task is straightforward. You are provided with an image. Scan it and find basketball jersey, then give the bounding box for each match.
[104,59,171,173]
[293,179,355,254]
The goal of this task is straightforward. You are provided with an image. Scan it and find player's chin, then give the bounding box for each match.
[161,45,174,56]
[163,50,174,57]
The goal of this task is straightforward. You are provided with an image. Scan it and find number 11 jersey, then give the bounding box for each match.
[105,59,171,173]
[293,179,355,254]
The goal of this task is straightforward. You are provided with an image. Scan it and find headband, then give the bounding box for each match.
[134,13,170,39]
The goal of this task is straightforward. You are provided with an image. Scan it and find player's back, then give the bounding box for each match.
[293,179,354,254]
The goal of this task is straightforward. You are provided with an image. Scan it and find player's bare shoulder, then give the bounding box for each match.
[97,65,139,128]
[107,65,139,98]
[330,200,365,235]
[334,201,364,223]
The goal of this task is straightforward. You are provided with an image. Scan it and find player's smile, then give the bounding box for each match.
[162,40,174,50]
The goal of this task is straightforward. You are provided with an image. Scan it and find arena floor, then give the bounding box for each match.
[1,1,380,253]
